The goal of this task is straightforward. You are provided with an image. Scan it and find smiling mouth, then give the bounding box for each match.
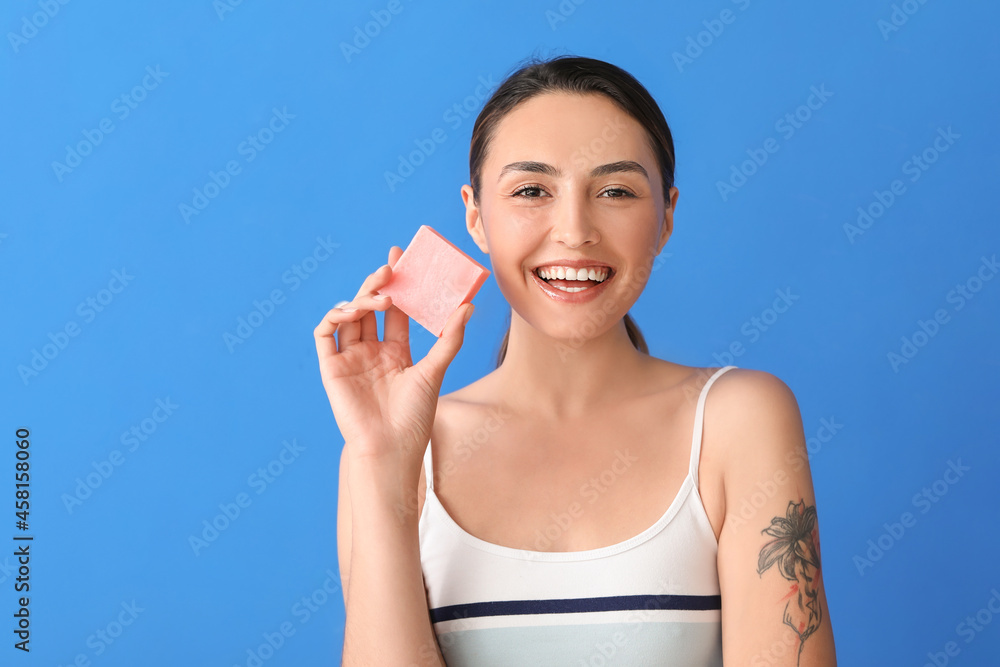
[534,265,612,293]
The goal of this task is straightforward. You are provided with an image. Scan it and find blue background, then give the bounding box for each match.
[3,0,999,665]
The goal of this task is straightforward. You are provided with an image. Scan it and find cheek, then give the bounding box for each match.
[484,207,546,254]
[620,210,665,254]
[495,204,548,238]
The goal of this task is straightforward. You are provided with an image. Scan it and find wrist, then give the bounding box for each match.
[347,452,421,526]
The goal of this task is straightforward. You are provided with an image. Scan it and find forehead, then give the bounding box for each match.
[485,92,655,173]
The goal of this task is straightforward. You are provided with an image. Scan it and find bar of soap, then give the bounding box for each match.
[377,225,490,337]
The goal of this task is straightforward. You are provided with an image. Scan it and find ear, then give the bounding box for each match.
[655,186,679,255]
[462,184,490,254]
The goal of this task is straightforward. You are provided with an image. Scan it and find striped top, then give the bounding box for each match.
[418,365,737,666]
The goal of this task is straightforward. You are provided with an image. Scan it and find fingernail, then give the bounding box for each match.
[373,294,390,300]
[334,300,350,308]
[463,304,475,325]
[340,307,358,313]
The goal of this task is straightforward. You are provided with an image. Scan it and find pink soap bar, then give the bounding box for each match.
[377,225,490,337]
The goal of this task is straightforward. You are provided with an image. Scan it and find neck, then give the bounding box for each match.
[491,312,653,420]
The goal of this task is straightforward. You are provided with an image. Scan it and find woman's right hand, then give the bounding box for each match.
[314,245,475,480]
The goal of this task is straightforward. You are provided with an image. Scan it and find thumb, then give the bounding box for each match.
[414,303,474,386]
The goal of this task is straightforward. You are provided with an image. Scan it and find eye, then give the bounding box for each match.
[599,187,637,199]
[511,184,547,198]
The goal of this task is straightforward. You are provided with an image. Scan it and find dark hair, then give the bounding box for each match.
[467,54,676,369]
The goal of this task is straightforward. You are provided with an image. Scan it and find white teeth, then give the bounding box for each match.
[536,266,609,283]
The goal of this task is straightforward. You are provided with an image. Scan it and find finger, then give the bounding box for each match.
[358,308,379,343]
[314,304,365,359]
[413,303,474,389]
[337,312,361,350]
[383,302,410,346]
[388,245,403,267]
[383,246,410,345]
[342,264,394,348]
[355,263,393,300]
[359,262,396,342]
[339,296,392,349]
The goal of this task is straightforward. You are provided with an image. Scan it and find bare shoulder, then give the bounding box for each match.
[706,368,795,401]
[709,366,800,415]
[704,366,807,470]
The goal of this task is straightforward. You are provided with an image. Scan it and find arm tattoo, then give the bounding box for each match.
[757,499,823,666]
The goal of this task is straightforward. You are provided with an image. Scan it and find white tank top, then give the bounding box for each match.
[418,365,737,666]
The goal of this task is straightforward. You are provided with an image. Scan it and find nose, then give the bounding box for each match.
[549,192,600,248]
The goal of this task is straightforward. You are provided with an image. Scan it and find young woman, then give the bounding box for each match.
[316,55,837,666]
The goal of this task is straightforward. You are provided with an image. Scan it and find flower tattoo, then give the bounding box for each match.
[757,499,823,666]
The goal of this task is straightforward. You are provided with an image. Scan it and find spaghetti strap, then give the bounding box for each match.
[689,366,738,486]
[423,439,434,492]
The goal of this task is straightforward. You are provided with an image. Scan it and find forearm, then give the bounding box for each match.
[343,459,445,667]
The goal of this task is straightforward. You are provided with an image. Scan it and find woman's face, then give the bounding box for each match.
[463,91,678,344]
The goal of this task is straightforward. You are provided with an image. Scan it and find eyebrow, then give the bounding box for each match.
[497,160,648,182]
